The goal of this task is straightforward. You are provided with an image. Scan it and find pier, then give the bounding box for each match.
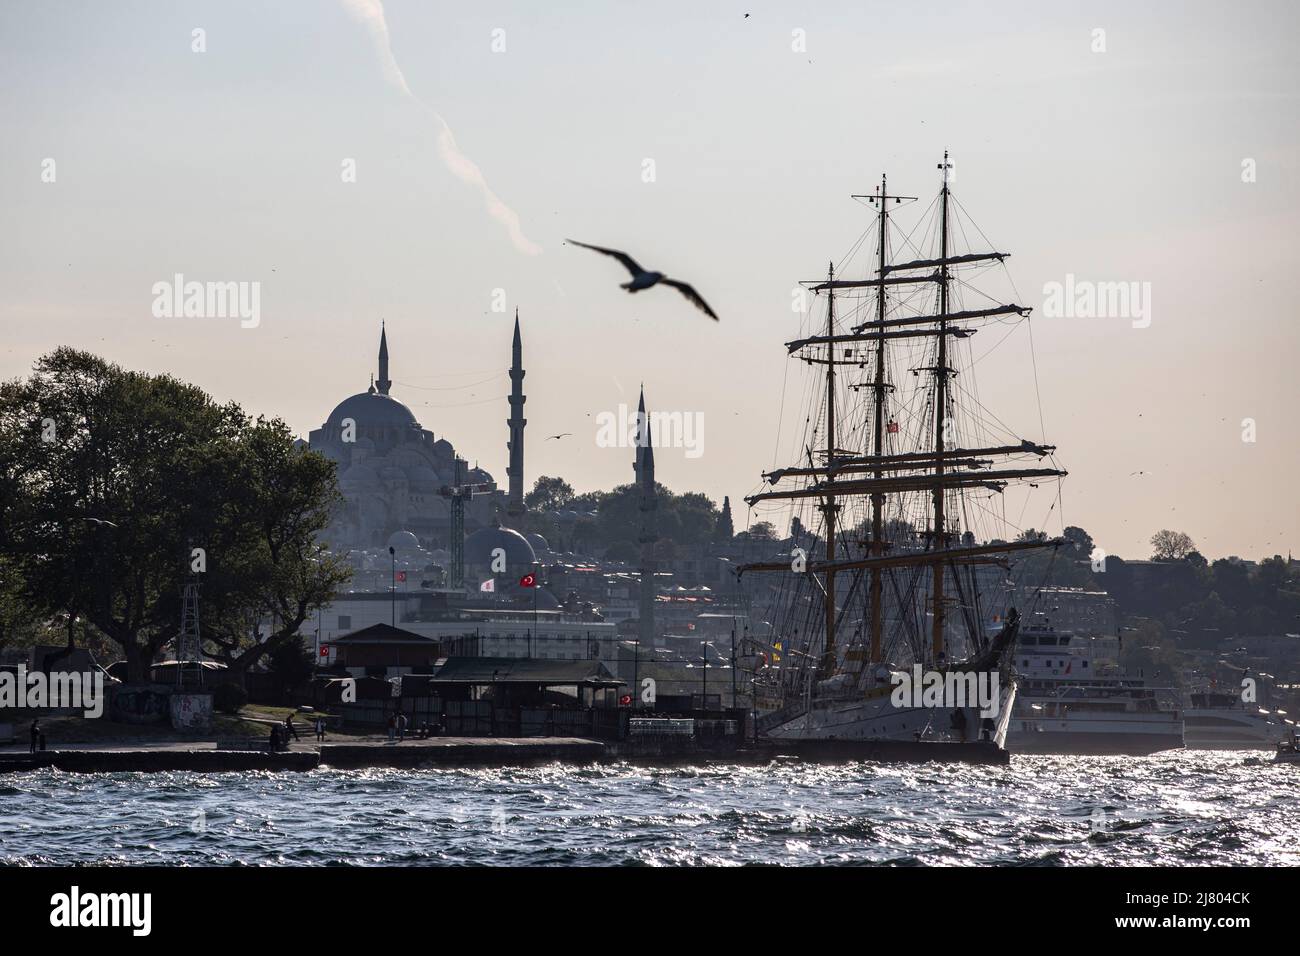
[0,733,1008,772]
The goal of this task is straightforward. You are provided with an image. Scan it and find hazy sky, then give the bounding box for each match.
[2,0,1297,561]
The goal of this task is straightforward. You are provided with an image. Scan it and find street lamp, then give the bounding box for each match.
[701,640,708,711]
[389,546,396,627]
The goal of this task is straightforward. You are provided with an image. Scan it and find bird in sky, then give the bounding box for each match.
[546,433,572,441]
[566,239,719,320]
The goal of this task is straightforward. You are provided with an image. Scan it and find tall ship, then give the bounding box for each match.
[1008,622,1184,755]
[740,155,1069,760]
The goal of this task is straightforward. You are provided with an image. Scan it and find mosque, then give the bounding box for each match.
[309,320,530,556]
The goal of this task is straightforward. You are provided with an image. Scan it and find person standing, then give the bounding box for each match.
[315,716,326,741]
[386,714,395,742]
[29,719,40,755]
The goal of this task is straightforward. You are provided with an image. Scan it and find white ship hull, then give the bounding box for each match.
[1009,708,1183,755]
[765,681,1017,749]
[1184,708,1292,750]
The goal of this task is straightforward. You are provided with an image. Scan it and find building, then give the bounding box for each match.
[308,324,509,552]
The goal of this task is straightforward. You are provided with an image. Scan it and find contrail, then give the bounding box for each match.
[341,0,541,256]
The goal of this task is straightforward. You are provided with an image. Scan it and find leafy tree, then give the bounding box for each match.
[198,417,352,684]
[524,476,575,512]
[1062,525,1095,559]
[267,635,315,699]
[715,496,734,541]
[1150,529,1196,561]
[0,349,348,684]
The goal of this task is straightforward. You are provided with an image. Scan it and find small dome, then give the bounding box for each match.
[387,530,421,552]
[464,519,536,569]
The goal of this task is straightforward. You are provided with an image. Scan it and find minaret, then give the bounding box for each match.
[377,322,392,396]
[506,310,527,516]
[634,386,658,647]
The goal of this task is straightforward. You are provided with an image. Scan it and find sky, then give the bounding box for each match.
[1,0,1297,562]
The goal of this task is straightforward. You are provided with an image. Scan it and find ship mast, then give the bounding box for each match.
[931,151,953,662]
[821,262,839,676]
[851,174,916,664]
[741,156,1068,685]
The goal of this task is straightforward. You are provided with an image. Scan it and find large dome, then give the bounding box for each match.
[326,391,420,430]
[465,520,536,569]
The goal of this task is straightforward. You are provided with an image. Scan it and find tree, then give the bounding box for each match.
[198,417,352,684]
[524,476,574,512]
[0,349,348,683]
[746,521,777,540]
[715,496,734,541]
[1062,525,1095,559]
[1150,529,1196,561]
[266,635,315,700]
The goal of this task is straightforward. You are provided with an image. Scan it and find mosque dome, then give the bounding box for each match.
[325,391,420,430]
[387,529,421,552]
[464,519,536,568]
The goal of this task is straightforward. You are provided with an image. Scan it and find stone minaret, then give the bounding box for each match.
[377,322,392,396]
[634,386,658,646]
[506,310,527,516]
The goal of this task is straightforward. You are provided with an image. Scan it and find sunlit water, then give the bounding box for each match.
[0,751,1293,865]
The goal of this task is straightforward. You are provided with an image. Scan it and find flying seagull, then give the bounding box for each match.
[566,239,719,320]
[546,433,573,441]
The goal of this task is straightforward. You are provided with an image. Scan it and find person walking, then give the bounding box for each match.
[284,712,300,743]
[29,719,40,755]
[396,711,407,742]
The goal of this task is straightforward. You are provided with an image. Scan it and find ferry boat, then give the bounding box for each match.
[1008,624,1184,755]
[1184,690,1294,750]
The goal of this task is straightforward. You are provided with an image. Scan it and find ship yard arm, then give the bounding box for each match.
[736,538,1066,578]
[744,466,1068,504]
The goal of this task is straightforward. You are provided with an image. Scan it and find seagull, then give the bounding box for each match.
[566,239,719,320]
[546,433,572,441]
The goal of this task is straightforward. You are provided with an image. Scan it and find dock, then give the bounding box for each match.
[0,734,1009,773]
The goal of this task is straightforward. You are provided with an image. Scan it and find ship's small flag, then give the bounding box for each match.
[619,694,633,706]
[886,420,900,433]
[480,578,495,593]
[519,573,537,588]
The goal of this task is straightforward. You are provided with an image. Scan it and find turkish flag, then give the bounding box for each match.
[519,573,536,588]
[395,571,407,582]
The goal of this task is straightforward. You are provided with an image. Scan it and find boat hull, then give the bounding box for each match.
[762,681,1017,759]
[1184,709,1291,750]
[1009,727,1184,756]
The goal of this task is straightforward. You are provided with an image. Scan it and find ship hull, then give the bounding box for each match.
[1009,726,1183,756]
[762,680,1017,757]
[1009,710,1184,755]
[1183,710,1291,750]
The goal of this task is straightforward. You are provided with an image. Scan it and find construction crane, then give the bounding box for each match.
[439,457,496,589]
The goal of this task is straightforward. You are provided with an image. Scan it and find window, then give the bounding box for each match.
[338,615,352,630]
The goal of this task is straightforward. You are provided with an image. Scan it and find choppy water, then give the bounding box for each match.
[0,751,1294,866]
